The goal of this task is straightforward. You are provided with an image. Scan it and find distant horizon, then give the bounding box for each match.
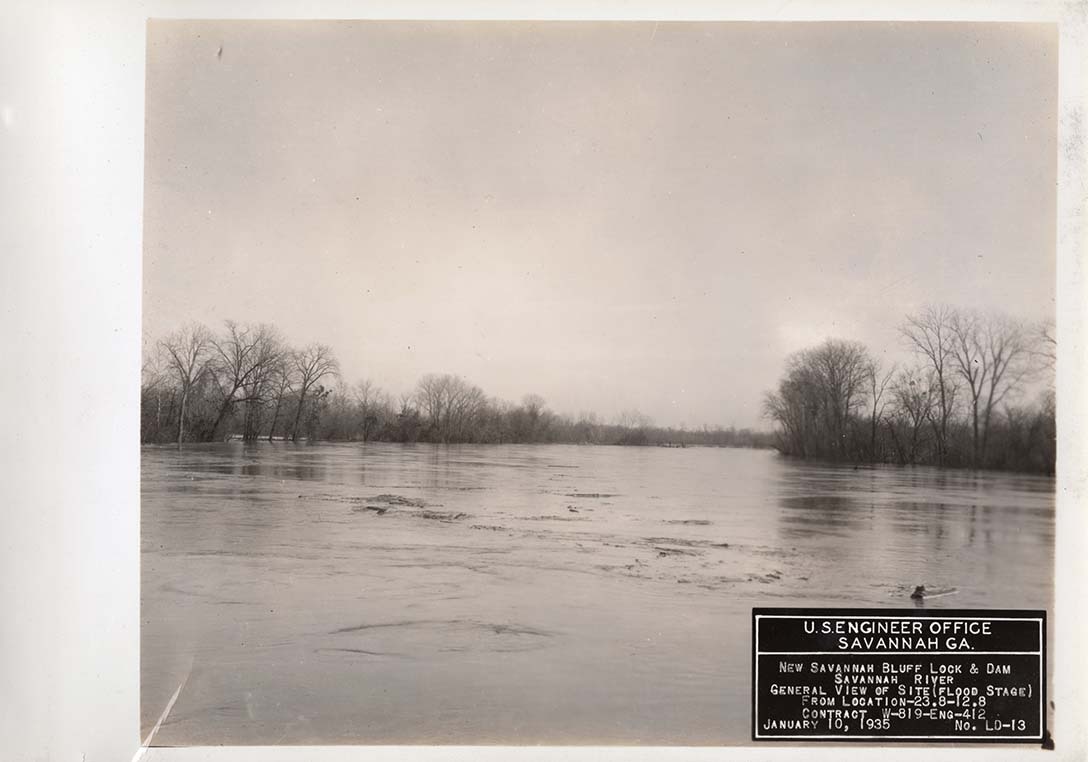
[144,21,1057,429]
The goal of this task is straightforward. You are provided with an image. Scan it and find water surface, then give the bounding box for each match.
[141,442,1054,745]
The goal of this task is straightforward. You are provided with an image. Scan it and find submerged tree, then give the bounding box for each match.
[764,305,1054,474]
[144,319,777,449]
[900,306,959,466]
[266,357,298,442]
[981,314,1033,464]
[864,357,896,463]
[290,344,340,442]
[415,373,488,443]
[353,378,385,442]
[158,322,213,445]
[886,365,936,465]
[207,321,285,441]
[763,339,871,461]
[947,309,1032,467]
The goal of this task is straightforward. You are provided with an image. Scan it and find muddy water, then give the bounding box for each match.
[141,443,1054,745]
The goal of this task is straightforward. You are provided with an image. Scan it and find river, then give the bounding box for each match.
[141,442,1054,745]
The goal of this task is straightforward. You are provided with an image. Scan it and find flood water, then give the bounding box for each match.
[141,442,1054,745]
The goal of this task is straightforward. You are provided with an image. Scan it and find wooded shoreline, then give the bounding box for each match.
[142,321,773,450]
[143,302,1056,475]
[762,304,1056,476]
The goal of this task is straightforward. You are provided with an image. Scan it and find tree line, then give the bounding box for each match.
[762,305,1056,474]
[142,320,774,449]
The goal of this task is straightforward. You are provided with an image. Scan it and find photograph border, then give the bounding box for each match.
[3,1,1084,761]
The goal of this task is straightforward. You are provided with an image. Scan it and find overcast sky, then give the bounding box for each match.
[144,21,1056,429]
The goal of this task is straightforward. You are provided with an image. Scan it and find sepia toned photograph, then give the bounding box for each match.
[140,20,1058,747]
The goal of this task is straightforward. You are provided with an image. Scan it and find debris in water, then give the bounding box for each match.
[418,510,468,522]
[351,506,388,515]
[750,572,782,584]
[654,546,700,557]
[370,494,426,507]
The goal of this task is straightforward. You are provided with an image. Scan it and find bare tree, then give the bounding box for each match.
[266,357,297,442]
[239,328,286,441]
[141,347,172,440]
[415,373,486,443]
[764,339,873,460]
[158,322,213,445]
[864,357,896,462]
[448,382,487,441]
[323,381,356,440]
[948,308,988,467]
[617,409,653,429]
[888,366,936,464]
[353,378,382,442]
[415,374,447,437]
[763,353,823,457]
[394,392,422,442]
[1035,319,1057,370]
[762,385,807,457]
[809,339,870,459]
[615,408,654,445]
[900,306,959,466]
[979,314,1032,462]
[574,411,603,444]
[290,344,340,442]
[207,321,284,440]
[522,393,547,442]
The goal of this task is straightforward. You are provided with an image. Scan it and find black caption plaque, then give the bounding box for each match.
[752,609,1045,743]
